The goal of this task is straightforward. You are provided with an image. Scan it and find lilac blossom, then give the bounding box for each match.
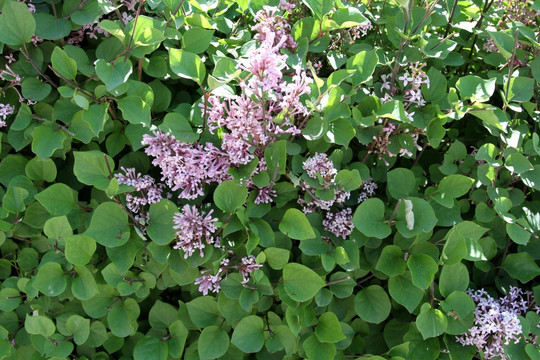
[358,177,378,203]
[173,205,219,258]
[205,12,310,203]
[279,0,296,12]
[114,167,166,220]
[323,208,354,239]
[142,129,231,199]
[456,287,538,359]
[299,153,351,213]
[194,273,222,296]
[252,6,296,50]
[0,103,15,128]
[237,255,263,284]
[350,21,373,41]
[303,153,338,182]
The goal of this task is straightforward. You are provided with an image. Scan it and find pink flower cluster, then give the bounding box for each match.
[252,6,296,50]
[206,7,311,203]
[173,205,219,258]
[456,287,539,359]
[142,129,231,200]
[323,208,354,239]
[114,167,166,221]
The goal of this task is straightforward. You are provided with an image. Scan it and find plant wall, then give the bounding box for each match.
[0,0,539,359]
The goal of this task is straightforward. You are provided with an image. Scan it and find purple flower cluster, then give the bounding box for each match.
[323,208,354,239]
[238,255,263,284]
[194,255,262,296]
[0,103,15,128]
[142,129,231,200]
[299,153,351,216]
[115,167,166,221]
[173,205,219,258]
[350,21,373,41]
[457,287,538,359]
[358,177,378,203]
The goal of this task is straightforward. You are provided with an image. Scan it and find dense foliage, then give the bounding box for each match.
[0,0,539,359]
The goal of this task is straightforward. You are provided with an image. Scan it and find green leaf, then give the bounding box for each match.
[346,49,378,86]
[505,153,533,174]
[375,245,406,277]
[265,140,287,175]
[376,100,408,122]
[507,76,535,102]
[407,254,438,290]
[168,320,188,358]
[439,263,469,297]
[31,125,66,158]
[85,202,130,247]
[303,334,336,360]
[66,315,90,345]
[35,183,74,216]
[0,1,36,45]
[416,303,447,339]
[488,31,514,59]
[25,314,55,337]
[315,312,346,343]
[147,200,177,245]
[51,47,77,80]
[441,221,488,264]
[72,265,98,300]
[324,118,355,147]
[283,263,325,302]
[186,297,219,328]
[198,326,229,359]
[387,168,416,199]
[395,197,438,237]
[335,169,362,191]
[279,208,316,240]
[332,7,368,28]
[95,59,133,92]
[107,298,139,337]
[33,262,68,297]
[181,28,214,54]
[0,288,21,311]
[169,48,206,85]
[25,157,57,182]
[133,335,168,360]
[301,0,334,20]
[214,180,248,213]
[437,174,474,198]
[34,13,71,40]
[149,300,177,330]
[2,186,28,213]
[522,165,540,191]
[506,219,532,245]
[354,285,391,324]
[388,272,425,312]
[264,247,290,270]
[117,95,151,127]
[231,315,265,353]
[73,151,114,190]
[456,75,496,102]
[353,198,391,239]
[502,253,540,283]
[159,113,198,143]
[65,235,96,266]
